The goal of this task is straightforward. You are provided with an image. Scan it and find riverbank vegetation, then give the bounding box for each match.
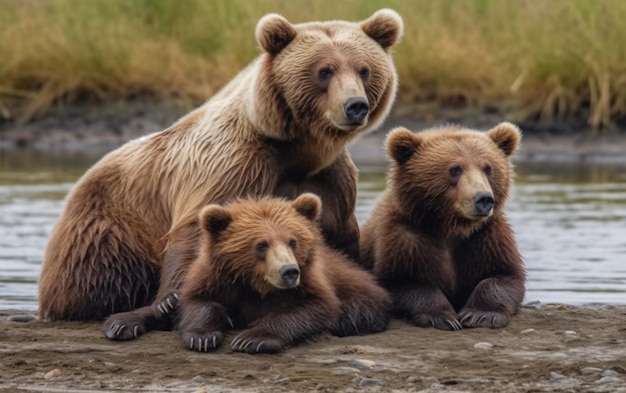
[0,0,624,132]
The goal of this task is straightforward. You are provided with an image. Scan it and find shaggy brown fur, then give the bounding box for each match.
[176,194,391,354]
[360,123,526,330]
[37,10,403,340]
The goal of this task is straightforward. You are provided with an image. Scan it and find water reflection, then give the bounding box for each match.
[1,150,625,310]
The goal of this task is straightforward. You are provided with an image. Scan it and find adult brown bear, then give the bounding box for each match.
[37,10,404,341]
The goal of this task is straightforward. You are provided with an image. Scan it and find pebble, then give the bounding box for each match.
[564,330,577,336]
[191,375,205,384]
[44,369,61,380]
[520,328,536,334]
[273,377,291,384]
[191,390,208,393]
[349,359,376,370]
[596,376,621,384]
[549,371,567,381]
[601,369,619,377]
[353,376,384,387]
[473,342,493,350]
[580,367,603,375]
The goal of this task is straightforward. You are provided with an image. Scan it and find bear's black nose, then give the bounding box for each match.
[279,264,300,287]
[473,192,495,215]
[344,97,369,124]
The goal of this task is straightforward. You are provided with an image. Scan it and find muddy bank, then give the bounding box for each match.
[2,101,626,165]
[2,304,626,392]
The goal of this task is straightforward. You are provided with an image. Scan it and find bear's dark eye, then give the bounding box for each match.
[319,68,333,80]
[255,241,269,254]
[484,165,492,176]
[359,67,370,79]
[288,239,297,249]
[449,166,463,177]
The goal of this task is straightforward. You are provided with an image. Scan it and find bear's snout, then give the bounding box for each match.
[344,97,369,125]
[473,192,495,216]
[279,264,300,287]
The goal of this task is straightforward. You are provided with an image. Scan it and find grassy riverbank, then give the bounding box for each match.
[1,0,625,131]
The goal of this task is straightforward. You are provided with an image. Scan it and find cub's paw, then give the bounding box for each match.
[155,292,180,317]
[103,315,146,341]
[231,330,283,354]
[459,309,510,329]
[181,331,224,352]
[411,312,462,331]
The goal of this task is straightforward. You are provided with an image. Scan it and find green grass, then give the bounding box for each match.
[1,0,625,132]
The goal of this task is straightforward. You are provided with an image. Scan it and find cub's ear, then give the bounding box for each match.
[386,127,421,165]
[361,9,404,51]
[199,205,232,236]
[256,13,297,56]
[292,193,322,222]
[487,122,522,157]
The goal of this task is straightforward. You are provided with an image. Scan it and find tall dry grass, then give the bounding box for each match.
[0,0,625,131]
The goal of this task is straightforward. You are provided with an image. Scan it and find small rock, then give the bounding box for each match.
[520,328,536,334]
[357,377,385,388]
[564,330,577,336]
[610,365,626,374]
[191,375,205,384]
[549,371,567,381]
[333,366,362,374]
[429,382,446,389]
[473,342,493,350]
[601,369,619,377]
[522,300,541,309]
[349,359,376,370]
[596,376,621,384]
[191,390,208,393]
[44,369,61,380]
[273,377,291,384]
[580,367,603,375]
[104,362,116,368]
[406,376,420,383]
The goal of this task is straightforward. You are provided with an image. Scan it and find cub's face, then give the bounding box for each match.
[255,9,403,136]
[386,123,521,235]
[198,194,322,296]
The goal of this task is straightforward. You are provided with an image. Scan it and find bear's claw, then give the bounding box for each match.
[103,319,145,341]
[458,309,509,329]
[182,331,223,352]
[231,331,283,354]
[156,292,180,317]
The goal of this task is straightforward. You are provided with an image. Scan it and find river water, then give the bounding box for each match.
[1,150,625,311]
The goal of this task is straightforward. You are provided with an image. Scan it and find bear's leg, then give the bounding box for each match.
[390,284,462,331]
[329,266,391,336]
[38,222,160,322]
[103,292,180,340]
[231,298,337,354]
[458,276,525,329]
[176,299,231,352]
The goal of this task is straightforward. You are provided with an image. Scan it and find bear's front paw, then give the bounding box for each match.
[155,292,180,317]
[103,315,146,341]
[411,312,462,331]
[459,309,510,329]
[181,331,224,352]
[231,330,283,354]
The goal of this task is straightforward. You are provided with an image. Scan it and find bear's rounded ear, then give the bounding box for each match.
[292,193,322,222]
[386,127,420,165]
[199,205,232,236]
[361,9,404,51]
[486,122,522,157]
[256,13,297,56]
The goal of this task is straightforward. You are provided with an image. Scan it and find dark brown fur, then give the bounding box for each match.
[360,123,526,330]
[177,194,391,354]
[36,10,403,339]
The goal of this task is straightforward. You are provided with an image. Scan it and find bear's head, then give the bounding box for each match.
[385,122,522,238]
[249,9,403,143]
[198,193,323,296]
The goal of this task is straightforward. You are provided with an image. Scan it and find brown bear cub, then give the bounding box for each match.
[360,123,526,330]
[36,9,403,338]
[176,194,391,354]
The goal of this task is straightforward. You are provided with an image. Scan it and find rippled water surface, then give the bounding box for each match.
[1,150,625,310]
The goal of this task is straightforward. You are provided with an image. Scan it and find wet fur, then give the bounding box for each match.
[360,123,526,330]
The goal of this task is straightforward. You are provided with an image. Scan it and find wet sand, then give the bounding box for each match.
[2,304,626,392]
